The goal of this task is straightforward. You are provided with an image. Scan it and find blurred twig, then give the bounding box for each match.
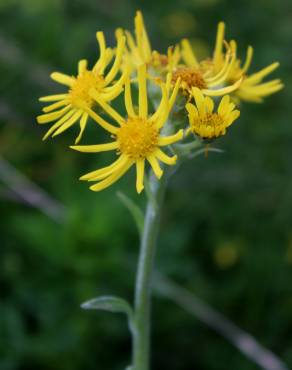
[154,273,289,370]
[0,155,66,224]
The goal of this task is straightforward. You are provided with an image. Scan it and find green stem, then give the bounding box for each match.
[132,170,168,370]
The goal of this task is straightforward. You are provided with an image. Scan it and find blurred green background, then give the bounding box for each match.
[0,0,291,369]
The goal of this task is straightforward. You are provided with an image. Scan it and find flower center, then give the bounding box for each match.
[69,70,104,109]
[116,118,159,160]
[172,67,207,91]
[191,113,225,139]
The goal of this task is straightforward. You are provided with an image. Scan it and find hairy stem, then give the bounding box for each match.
[132,170,168,370]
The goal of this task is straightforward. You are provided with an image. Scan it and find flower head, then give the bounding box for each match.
[186,88,240,140]
[70,65,183,193]
[117,11,180,76]
[177,38,242,97]
[37,32,128,143]
[209,22,283,102]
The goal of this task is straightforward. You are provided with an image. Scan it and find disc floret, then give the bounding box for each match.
[68,70,104,109]
[172,67,207,92]
[116,118,159,160]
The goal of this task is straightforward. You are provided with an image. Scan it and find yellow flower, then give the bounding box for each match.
[70,65,183,193]
[186,88,240,140]
[37,32,128,143]
[116,11,180,75]
[210,22,283,102]
[177,38,242,97]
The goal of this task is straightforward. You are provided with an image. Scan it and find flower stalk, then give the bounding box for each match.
[133,168,168,370]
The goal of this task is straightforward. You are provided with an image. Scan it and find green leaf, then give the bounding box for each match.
[117,191,144,236]
[81,296,134,318]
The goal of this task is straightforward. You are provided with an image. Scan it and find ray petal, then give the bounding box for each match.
[124,77,135,117]
[244,62,280,85]
[37,105,71,124]
[218,95,230,116]
[213,22,225,66]
[88,155,130,181]
[90,160,133,192]
[42,109,77,140]
[39,94,68,102]
[74,112,89,144]
[138,64,148,118]
[52,110,83,137]
[158,129,184,146]
[203,77,242,96]
[192,87,206,116]
[42,100,68,113]
[241,46,254,74]
[105,35,126,84]
[147,155,163,179]
[155,148,177,165]
[51,72,75,86]
[78,59,88,75]
[181,39,199,67]
[70,141,118,153]
[90,91,124,125]
[80,155,127,181]
[86,107,119,134]
[136,160,145,193]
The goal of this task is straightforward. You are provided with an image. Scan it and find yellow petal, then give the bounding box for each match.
[42,100,68,113]
[78,59,88,75]
[89,160,132,192]
[80,155,128,181]
[42,109,77,140]
[147,155,163,179]
[192,87,206,116]
[241,46,253,74]
[138,64,148,118]
[105,35,126,84]
[218,95,230,116]
[244,62,279,85]
[124,77,135,117]
[37,105,71,124]
[70,141,118,153]
[158,129,184,146]
[52,110,83,137]
[136,160,145,193]
[39,94,68,102]
[51,72,75,86]
[181,39,199,68]
[90,92,124,126]
[213,22,225,66]
[79,155,125,181]
[155,149,177,165]
[203,77,242,97]
[74,113,88,144]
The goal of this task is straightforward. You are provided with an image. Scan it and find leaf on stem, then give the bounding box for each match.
[81,296,133,318]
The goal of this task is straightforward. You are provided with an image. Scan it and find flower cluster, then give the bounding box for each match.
[37,11,283,193]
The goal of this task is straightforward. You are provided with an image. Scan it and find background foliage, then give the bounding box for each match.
[1,0,292,369]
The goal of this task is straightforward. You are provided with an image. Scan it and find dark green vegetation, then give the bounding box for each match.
[1,0,292,369]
